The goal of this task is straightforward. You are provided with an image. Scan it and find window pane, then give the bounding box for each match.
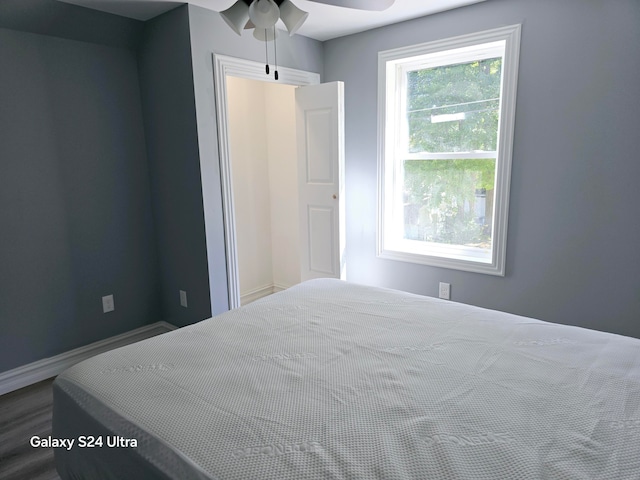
[407,58,502,154]
[403,159,495,248]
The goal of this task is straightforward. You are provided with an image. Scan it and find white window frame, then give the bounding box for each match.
[377,25,521,276]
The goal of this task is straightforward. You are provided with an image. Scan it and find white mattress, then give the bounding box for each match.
[53,279,640,479]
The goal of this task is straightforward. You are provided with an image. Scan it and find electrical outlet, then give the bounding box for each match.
[438,282,451,300]
[180,290,188,308]
[102,294,115,313]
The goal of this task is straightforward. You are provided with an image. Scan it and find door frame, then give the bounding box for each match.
[212,54,320,309]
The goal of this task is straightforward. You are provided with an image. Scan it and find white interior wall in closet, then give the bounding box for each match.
[227,76,300,305]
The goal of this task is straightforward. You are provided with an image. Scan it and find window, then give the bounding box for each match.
[377,25,521,275]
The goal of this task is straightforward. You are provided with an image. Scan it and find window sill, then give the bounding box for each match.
[377,245,505,276]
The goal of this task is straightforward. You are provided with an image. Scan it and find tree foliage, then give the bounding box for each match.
[402,57,502,247]
[404,159,494,246]
[406,58,502,154]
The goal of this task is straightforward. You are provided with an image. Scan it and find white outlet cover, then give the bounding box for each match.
[180,290,188,308]
[438,283,451,300]
[102,294,115,313]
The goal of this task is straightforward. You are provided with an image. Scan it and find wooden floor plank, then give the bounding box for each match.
[0,378,60,480]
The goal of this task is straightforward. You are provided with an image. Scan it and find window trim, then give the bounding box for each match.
[377,25,521,276]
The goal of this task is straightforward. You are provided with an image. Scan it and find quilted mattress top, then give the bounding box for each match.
[56,279,640,479]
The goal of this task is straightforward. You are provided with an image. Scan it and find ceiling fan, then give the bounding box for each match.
[221,0,395,38]
[220,0,394,78]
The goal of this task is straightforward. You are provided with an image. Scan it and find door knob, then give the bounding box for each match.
[332,194,337,199]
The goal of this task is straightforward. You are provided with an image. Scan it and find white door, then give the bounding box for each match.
[296,81,345,281]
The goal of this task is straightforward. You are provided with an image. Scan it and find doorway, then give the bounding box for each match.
[213,54,320,309]
[226,77,300,305]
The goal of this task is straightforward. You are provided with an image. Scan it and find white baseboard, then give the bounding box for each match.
[272,283,291,293]
[240,282,292,306]
[240,284,275,306]
[0,321,177,396]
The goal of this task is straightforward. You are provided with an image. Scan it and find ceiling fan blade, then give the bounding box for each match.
[307,0,395,11]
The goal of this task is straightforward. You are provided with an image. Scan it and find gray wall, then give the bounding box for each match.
[0,26,158,371]
[137,6,212,328]
[186,4,324,314]
[324,0,640,337]
[2,0,637,377]
[0,0,325,373]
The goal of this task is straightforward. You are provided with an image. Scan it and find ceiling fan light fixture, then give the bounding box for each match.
[249,0,280,29]
[220,0,250,36]
[253,27,278,42]
[279,0,308,36]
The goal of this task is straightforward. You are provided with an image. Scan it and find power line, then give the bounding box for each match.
[407,97,500,115]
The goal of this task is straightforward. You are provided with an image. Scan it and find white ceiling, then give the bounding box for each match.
[56,0,486,41]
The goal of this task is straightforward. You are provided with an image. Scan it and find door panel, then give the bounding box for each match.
[296,82,345,281]
[308,206,336,275]
[304,109,334,184]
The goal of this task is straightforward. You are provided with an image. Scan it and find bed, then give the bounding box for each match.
[52,279,640,479]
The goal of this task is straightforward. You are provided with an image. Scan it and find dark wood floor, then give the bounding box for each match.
[0,378,61,480]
